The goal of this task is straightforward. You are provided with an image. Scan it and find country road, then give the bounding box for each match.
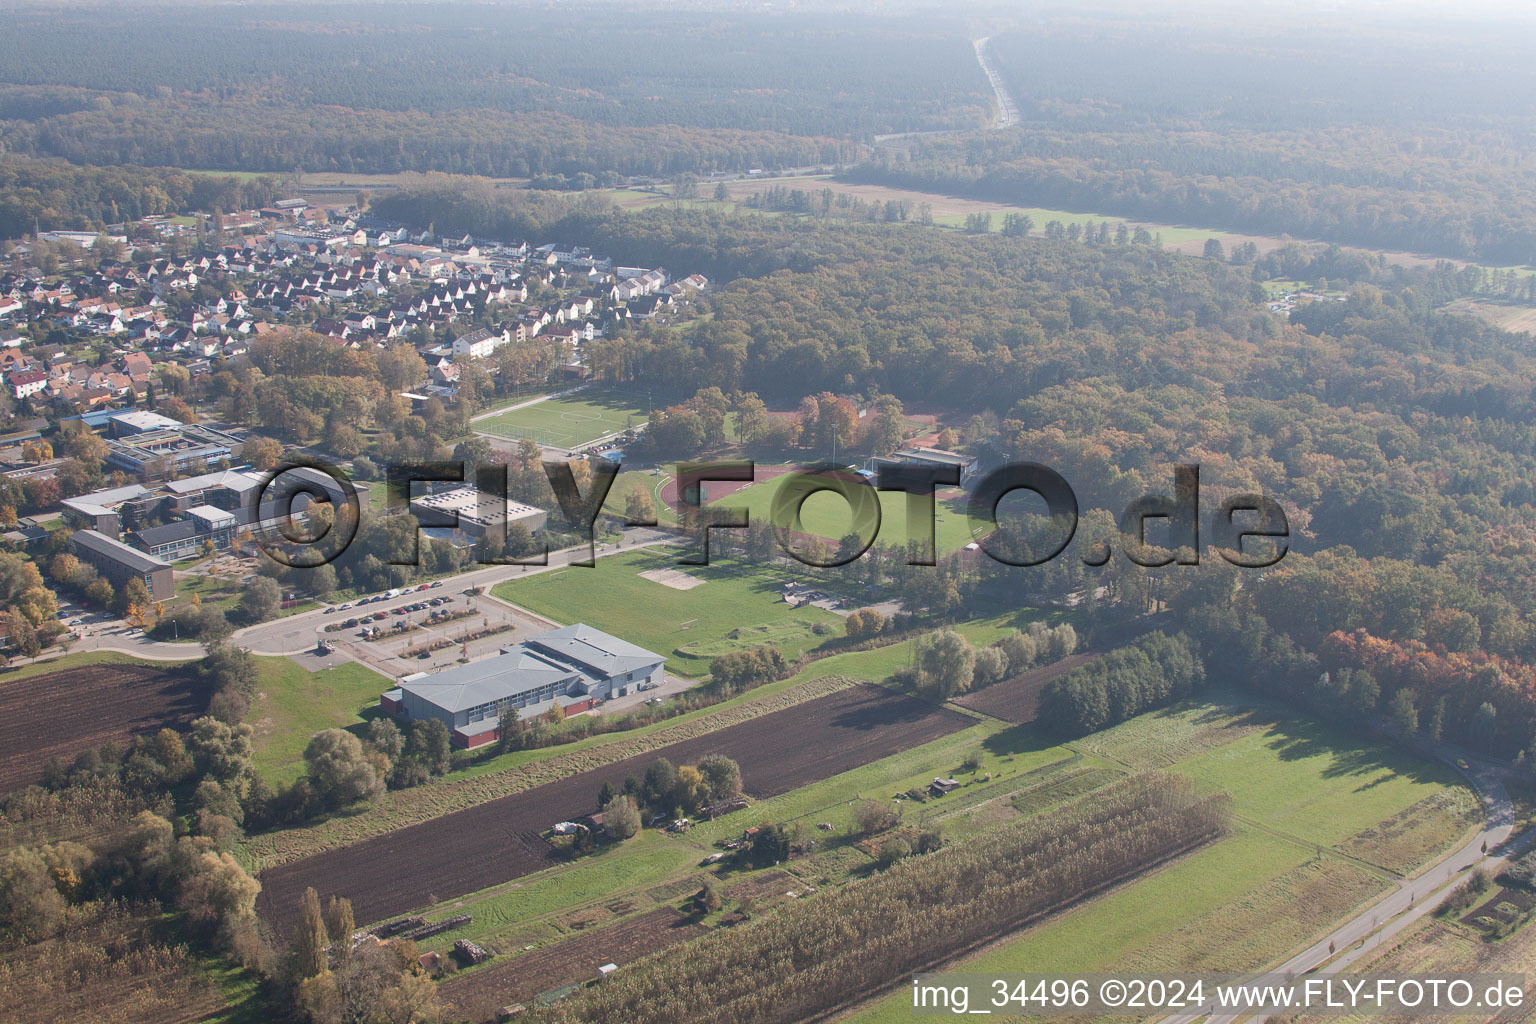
[14,529,680,672]
[1155,747,1532,1024]
[973,36,1018,130]
[231,527,678,661]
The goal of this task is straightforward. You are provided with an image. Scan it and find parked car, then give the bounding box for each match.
[323,607,336,614]
[417,583,431,591]
[429,580,443,588]
[338,603,352,611]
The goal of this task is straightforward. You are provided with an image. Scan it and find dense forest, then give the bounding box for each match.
[0,157,276,238]
[368,182,1536,756]
[0,4,986,176]
[846,127,1536,264]
[983,14,1536,131]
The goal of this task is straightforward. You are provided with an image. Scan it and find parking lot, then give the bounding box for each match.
[315,584,554,677]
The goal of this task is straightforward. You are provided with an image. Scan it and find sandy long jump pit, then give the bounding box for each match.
[639,566,706,590]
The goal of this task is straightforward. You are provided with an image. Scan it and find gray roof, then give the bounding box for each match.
[131,520,197,547]
[163,468,263,495]
[523,623,665,677]
[400,646,576,714]
[188,505,237,527]
[71,528,171,573]
[61,483,152,517]
[400,624,662,714]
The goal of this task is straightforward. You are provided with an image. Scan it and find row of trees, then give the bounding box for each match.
[0,154,278,238]
[848,128,1536,265]
[1035,632,1205,736]
[902,622,1078,701]
[290,887,439,1024]
[533,774,1230,1024]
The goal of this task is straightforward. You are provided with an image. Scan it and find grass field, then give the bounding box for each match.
[603,469,680,524]
[0,649,193,686]
[1442,297,1536,334]
[247,657,392,785]
[475,388,650,449]
[847,700,1478,1023]
[711,477,981,554]
[492,548,843,675]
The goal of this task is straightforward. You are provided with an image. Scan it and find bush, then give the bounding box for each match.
[853,798,896,836]
[603,795,642,840]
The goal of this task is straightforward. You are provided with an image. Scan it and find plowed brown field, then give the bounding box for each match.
[257,683,971,934]
[0,662,208,792]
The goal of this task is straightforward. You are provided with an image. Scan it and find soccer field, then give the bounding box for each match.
[491,548,842,675]
[476,387,650,448]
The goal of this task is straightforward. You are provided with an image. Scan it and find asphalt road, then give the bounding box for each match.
[233,527,676,661]
[22,528,677,672]
[1154,744,1531,1024]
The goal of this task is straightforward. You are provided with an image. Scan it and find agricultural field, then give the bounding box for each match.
[0,660,210,792]
[492,548,843,675]
[245,657,393,785]
[952,653,1099,724]
[440,907,707,1021]
[1441,297,1536,334]
[847,700,1480,1023]
[475,387,650,449]
[401,714,1063,961]
[1278,891,1536,1024]
[255,683,972,935]
[617,175,1243,246]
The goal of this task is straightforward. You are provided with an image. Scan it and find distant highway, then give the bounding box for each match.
[973,36,1019,130]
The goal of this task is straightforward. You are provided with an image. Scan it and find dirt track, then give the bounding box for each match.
[257,683,971,935]
[0,663,209,792]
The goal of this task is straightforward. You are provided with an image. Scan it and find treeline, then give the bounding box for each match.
[0,7,986,137]
[532,774,1231,1024]
[247,193,1536,759]
[1037,632,1205,736]
[846,126,1536,263]
[742,185,919,224]
[0,156,277,238]
[4,103,857,180]
[894,623,1079,701]
[0,6,989,177]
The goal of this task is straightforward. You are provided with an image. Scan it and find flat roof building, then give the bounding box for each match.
[866,445,981,489]
[109,409,183,437]
[61,483,156,535]
[381,624,664,748]
[105,423,244,478]
[71,528,175,601]
[409,485,547,541]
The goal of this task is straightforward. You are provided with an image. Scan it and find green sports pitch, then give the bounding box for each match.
[475,387,650,448]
